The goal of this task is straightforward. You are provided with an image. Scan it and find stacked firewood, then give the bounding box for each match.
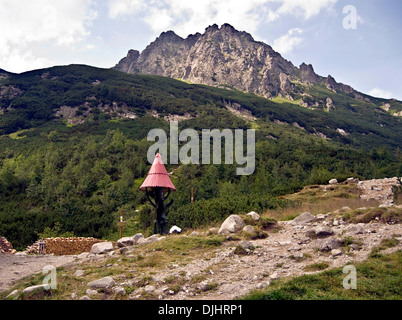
[0,236,16,254]
[24,237,103,255]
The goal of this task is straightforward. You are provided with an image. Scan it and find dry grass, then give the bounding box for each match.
[265,198,380,221]
[264,183,380,221]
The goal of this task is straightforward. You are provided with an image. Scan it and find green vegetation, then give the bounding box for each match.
[0,65,401,250]
[242,250,402,300]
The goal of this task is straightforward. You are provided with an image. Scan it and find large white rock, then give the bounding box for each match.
[218,215,246,234]
[246,211,260,221]
[22,284,50,294]
[90,242,113,254]
[87,276,116,289]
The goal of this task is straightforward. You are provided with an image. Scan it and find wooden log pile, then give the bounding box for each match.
[0,236,16,254]
[24,237,104,255]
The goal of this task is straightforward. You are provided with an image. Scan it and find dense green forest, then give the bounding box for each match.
[0,65,401,250]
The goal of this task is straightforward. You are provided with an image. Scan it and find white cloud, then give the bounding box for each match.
[108,0,145,19]
[106,0,337,37]
[273,28,303,54]
[368,88,394,99]
[0,0,97,72]
[267,0,338,22]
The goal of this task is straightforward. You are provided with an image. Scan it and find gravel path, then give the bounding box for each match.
[0,254,77,293]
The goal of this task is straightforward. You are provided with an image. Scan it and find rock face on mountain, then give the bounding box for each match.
[114,23,363,101]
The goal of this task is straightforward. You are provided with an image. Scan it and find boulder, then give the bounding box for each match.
[137,234,160,245]
[246,211,260,221]
[331,249,342,257]
[218,215,246,234]
[133,233,144,244]
[87,276,116,289]
[290,212,315,225]
[117,237,134,248]
[238,241,254,250]
[242,225,256,237]
[314,226,335,238]
[314,238,342,252]
[113,286,126,295]
[90,242,113,254]
[329,179,338,185]
[346,224,365,235]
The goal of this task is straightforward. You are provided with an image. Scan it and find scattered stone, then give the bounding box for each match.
[137,234,160,245]
[70,292,77,300]
[74,270,85,277]
[238,241,254,250]
[6,290,19,299]
[117,237,135,247]
[269,272,280,280]
[22,284,50,294]
[314,238,343,252]
[113,286,126,295]
[314,226,335,238]
[290,212,315,225]
[87,276,116,289]
[329,179,338,185]
[242,225,256,237]
[76,252,89,259]
[144,285,155,293]
[79,295,92,300]
[133,233,144,244]
[256,282,268,289]
[246,211,260,221]
[331,249,342,257]
[346,224,365,235]
[86,289,98,296]
[90,242,113,254]
[119,247,129,254]
[218,215,246,234]
[189,231,200,237]
[349,244,360,251]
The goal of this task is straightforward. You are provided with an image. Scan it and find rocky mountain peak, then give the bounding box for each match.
[114,23,362,102]
[300,63,321,84]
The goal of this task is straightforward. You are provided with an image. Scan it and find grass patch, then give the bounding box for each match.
[242,250,402,300]
[343,207,401,224]
[303,262,330,272]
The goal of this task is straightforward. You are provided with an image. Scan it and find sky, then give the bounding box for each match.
[0,0,401,100]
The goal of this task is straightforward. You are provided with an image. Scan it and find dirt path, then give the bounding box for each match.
[0,254,77,293]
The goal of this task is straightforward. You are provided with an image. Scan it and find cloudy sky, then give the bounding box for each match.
[0,0,401,100]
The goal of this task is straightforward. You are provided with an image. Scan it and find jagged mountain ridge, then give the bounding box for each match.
[114,23,366,103]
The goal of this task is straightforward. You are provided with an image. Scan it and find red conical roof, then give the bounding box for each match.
[139,153,176,192]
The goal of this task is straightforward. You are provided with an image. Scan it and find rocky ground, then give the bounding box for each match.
[0,255,76,293]
[1,178,401,300]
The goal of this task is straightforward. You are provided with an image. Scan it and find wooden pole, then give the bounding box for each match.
[191,187,194,204]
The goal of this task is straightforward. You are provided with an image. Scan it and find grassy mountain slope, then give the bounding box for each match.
[0,65,401,250]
